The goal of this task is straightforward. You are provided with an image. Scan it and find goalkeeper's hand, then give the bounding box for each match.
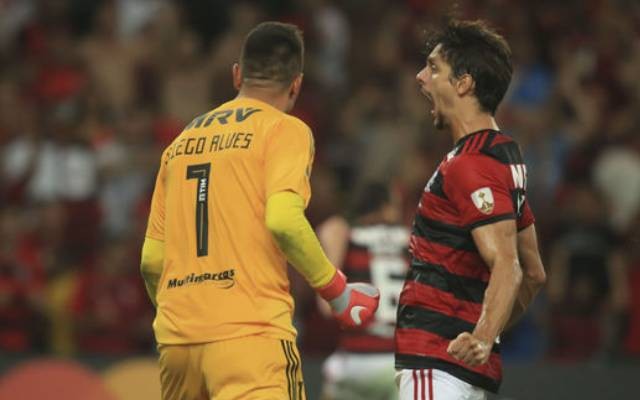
[316,270,380,328]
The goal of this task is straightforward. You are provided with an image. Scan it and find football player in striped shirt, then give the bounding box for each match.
[394,18,547,400]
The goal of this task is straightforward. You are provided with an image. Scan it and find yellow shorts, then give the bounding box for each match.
[158,335,306,400]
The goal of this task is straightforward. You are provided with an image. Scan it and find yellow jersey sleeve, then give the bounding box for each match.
[140,237,165,307]
[265,191,336,288]
[146,158,166,241]
[264,117,314,206]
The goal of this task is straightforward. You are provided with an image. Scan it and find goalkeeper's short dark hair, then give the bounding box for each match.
[240,21,304,86]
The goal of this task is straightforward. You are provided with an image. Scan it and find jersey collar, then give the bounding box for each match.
[454,129,501,148]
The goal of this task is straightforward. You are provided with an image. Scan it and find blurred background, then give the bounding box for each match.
[0,0,639,399]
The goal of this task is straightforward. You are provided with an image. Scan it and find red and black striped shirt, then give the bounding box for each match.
[394,129,535,393]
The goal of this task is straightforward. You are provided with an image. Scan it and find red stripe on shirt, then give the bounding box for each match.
[399,280,482,323]
[474,131,489,151]
[396,328,502,381]
[468,133,482,152]
[410,237,490,282]
[418,192,463,227]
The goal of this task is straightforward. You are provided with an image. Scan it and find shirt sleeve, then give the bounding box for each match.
[264,117,315,207]
[145,157,166,241]
[517,199,535,231]
[444,154,516,229]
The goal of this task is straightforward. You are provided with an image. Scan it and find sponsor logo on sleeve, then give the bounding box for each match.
[470,187,495,215]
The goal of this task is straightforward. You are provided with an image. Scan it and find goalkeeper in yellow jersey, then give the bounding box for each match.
[140,21,380,400]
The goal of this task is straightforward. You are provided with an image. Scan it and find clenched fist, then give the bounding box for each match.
[447,332,492,367]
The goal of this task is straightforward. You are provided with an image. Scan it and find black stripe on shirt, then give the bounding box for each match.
[413,214,477,252]
[466,213,515,230]
[409,259,487,304]
[428,172,447,199]
[397,305,472,339]
[397,305,501,354]
[483,140,524,165]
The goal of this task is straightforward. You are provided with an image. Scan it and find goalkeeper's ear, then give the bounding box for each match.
[232,63,242,90]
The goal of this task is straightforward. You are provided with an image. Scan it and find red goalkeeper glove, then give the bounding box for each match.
[317,270,380,328]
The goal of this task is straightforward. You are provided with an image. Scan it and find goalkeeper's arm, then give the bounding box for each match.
[266,191,379,328]
[140,237,164,307]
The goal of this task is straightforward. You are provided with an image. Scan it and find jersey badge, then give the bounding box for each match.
[471,187,494,215]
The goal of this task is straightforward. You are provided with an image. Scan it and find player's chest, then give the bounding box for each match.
[417,159,462,222]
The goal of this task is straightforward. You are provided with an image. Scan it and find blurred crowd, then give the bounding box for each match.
[0,0,639,364]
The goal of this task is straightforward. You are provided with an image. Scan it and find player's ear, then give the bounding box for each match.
[289,73,303,99]
[232,63,242,90]
[455,73,475,96]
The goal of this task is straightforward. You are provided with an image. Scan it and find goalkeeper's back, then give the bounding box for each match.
[146,96,315,345]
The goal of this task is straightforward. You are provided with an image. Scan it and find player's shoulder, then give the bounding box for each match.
[264,113,313,147]
[279,113,312,135]
[454,130,523,166]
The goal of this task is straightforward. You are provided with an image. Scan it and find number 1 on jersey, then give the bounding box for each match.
[186,163,211,257]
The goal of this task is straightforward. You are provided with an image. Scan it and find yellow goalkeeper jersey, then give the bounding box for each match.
[145,97,314,345]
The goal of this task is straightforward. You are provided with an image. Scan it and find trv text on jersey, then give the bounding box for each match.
[164,132,254,164]
[164,106,262,164]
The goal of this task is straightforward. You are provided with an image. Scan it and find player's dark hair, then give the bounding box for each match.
[351,182,390,218]
[426,18,512,115]
[240,21,304,86]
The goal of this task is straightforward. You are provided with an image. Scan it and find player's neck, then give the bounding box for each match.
[236,87,289,112]
[448,109,499,143]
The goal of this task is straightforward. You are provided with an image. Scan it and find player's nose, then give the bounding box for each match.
[416,67,427,85]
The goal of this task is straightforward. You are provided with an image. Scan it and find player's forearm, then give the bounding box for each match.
[265,191,336,288]
[473,258,522,345]
[506,264,545,328]
[506,278,542,329]
[140,237,165,307]
[506,225,546,328]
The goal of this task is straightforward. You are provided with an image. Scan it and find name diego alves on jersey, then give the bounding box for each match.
[164,132,254,164]
[167,269,236,289]
[164,106,262,165]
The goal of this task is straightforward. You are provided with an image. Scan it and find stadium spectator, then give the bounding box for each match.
[547,184,629,360]
[69,237,152,355]
[0,207,48,352]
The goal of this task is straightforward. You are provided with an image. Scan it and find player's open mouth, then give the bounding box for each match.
[423,92,435,116]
